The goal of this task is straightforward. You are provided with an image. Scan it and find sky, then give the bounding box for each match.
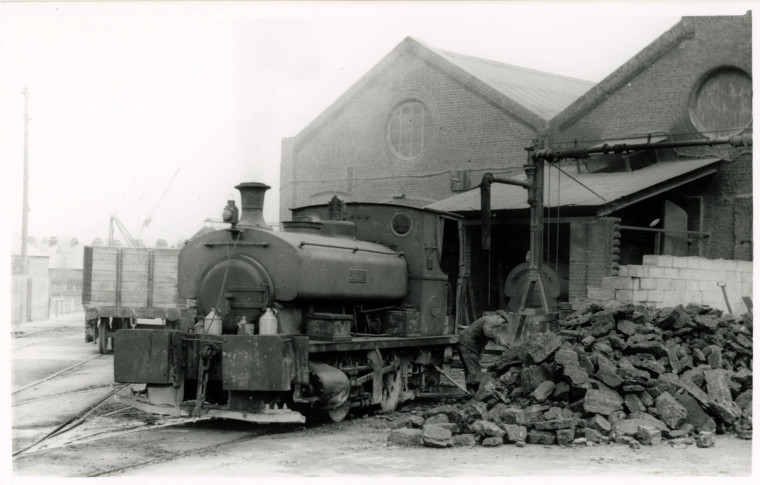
[0,1,753,249]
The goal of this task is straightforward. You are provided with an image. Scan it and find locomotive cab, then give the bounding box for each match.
[114,182,462,423]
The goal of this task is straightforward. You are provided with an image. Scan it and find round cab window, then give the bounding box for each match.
[390,212,413,237]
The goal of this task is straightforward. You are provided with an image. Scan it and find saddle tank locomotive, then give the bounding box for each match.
[113,182,461,423]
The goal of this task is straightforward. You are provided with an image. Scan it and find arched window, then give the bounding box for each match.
[387,100,434,160]
[689,67,752,137]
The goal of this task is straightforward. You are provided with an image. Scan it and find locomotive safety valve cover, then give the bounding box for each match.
[222,335,307,391]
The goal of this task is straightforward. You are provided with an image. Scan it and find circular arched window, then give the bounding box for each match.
[390,212,414,237]
[689,67,752,137]
[387,100,434,160]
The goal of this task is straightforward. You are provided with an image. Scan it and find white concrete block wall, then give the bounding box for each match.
[585,256,752,314]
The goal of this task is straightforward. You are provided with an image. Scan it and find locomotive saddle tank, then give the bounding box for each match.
[113,182,462,423]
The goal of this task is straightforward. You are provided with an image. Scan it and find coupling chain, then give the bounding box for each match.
[192,343,220,417]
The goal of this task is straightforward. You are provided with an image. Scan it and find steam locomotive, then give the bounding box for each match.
[113,182,463,423]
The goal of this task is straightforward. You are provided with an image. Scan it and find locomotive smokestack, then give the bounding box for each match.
[235,182,272,230]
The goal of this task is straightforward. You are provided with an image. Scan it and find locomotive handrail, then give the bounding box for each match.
[203,241,270,248]
[297,241,403,256]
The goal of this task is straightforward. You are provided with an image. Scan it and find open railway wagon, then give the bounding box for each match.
[113,182,465,423]
[82,246,194,354]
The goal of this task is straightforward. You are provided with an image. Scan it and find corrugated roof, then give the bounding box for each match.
[435,49,596,121]
[427,158,722,213]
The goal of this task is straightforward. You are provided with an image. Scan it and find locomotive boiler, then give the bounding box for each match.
[114,182,462,423]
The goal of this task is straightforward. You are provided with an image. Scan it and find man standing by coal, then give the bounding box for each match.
[457,310,513,393]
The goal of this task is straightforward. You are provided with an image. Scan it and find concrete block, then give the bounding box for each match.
[648,267,680,279]
[618,266,632,277]
[670,279,688,292]
[678,268,699,281]
[604,276,640,290]
[740,271,753,284]
[660,291,680,307]
[627,265,649,278]
[686,258,703,269]
[682,291,703,305]
[642,255,658,266]
[587,288,614,300]
[699,280,718,292]
[640,278,657,290]
[631,289,649,302]
[697,258,715,270]
[656,255,674,268]
[672,257,691,269]
[646,290,664,303]
[656,279,673,291]
[737,261,753,272]
[615,290,633,302]
[685,280,701,292]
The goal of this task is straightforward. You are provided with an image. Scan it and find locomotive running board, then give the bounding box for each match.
[114,394,306,424]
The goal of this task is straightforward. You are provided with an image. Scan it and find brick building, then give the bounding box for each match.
[280,37,594,223]
[282,14,752,314]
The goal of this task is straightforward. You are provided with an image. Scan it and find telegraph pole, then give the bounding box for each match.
[21,87,30,275]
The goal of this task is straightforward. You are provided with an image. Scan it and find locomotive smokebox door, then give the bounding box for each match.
[197,256,271,333]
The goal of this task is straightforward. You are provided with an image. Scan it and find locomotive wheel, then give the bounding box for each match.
[97,318,109,355]
[326,401,351,423]
[379,368,401,412]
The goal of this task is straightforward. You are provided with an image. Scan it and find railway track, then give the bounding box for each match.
[12,354,105,396]
[90,426,277,477]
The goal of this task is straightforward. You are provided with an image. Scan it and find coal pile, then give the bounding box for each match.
[388,302,752,448]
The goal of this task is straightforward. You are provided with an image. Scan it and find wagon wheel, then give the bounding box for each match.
[327,400,351,423]
[379,367,402,412]
[97,318,109,355]
[85,320,96,343]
